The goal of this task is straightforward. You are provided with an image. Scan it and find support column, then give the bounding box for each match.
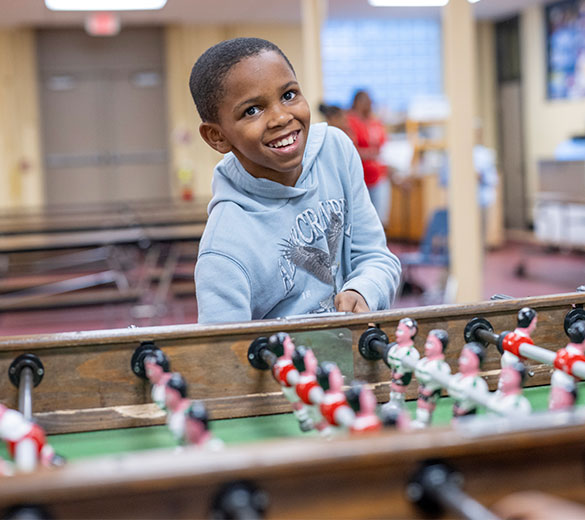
[301,0,326,115]
[443,0,482,302]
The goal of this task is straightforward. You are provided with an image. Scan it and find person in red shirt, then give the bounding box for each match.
[345,90,390,226]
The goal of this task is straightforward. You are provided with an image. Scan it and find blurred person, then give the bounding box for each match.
[318,102,350,135]
[473,119,498,244]
[346,90,391,226]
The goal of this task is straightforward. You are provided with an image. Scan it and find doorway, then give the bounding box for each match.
[37,27,169,206]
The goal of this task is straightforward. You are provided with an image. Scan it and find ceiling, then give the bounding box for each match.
[1,0,549,28]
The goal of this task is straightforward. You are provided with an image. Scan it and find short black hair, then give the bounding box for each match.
[318,103,343,119]
[189,37,295,123]
[345,380,366,413]
[429,329,449,352]
[166,372,188,398]
[268,332,290,358]
[292,345,309,373]
[316,361,338,391]
[186,400,209,429]
[463,342,486,365]
[517,307,537,328]
[145,350,170,373]
[568,320,585,344]
[399,317,418,338]
[509,361,527,385]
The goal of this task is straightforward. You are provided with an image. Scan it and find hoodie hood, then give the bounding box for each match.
[207,122,328,214]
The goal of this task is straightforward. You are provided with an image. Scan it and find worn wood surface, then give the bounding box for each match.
[0,223,206,254]
[0,417,584,519]
[0,198,209,235]
[0,292,583,434]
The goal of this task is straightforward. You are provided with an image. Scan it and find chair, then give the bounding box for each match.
[397,208,450,303]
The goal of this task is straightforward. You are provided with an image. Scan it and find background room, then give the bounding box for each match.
[1,0,584,335]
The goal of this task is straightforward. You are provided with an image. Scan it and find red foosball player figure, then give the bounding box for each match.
[449,342,488,419]
[183,400,224,451]
[316,361,355,436]
[501,307,537,368]
[144,350,172,410]
[549,321,585,411]
[292,345,325,425]
[493,362,532,416]
[413,329,451,428]
[164,373,192,442]
[0,404,64,473]
[344,381,382,434]
[383,317,419,408]
[269,333,314,432]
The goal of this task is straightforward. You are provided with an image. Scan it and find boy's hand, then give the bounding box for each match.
[334,290,370,314]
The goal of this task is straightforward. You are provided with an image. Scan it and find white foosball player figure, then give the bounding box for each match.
[383,317,420,408]
[413,329,451,428]
[0,404,63,473]
[449,342,489,419]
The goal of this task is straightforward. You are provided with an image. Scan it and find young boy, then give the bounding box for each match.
[189,37,401,324]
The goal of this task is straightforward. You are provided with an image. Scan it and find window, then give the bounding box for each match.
[321,19,443,115]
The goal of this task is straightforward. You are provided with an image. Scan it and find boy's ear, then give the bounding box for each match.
[199,122,232,154]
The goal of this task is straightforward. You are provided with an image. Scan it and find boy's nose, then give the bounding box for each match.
[267,105,293,127]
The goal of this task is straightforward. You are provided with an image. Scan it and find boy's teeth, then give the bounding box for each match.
[269,133,296,148]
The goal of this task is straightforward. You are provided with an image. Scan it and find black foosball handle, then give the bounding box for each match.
[407,461,502,520]
[464,318,510,354]
[358,326,389,361]
[247,337,278,371]
[210,481,268,520]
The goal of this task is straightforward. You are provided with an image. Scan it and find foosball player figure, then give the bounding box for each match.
[316,361,356,436]
[383,317,420,408]
[144,349,172,410]
[413,329,451,428]
[292,345,325,427]
[0,457,13,477]
[493,362,532,415]
[501,307,537,368]
[379,403,411,431]
[183,400,224,451]
[269,333,314,432]
[549,320,585,411]
[344,381,382,433]
[164,373,192,442]
[0,404,64,473]
[449,342,488,419]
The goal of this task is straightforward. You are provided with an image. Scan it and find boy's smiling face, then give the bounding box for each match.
[200,50,310,186]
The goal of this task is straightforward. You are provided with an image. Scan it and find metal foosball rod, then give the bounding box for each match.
[465,308,585,379]
[358,327,523,417]
[8,353,44,421]
[408,461,502,520]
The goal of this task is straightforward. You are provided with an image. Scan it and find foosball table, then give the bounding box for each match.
[1,291,585,519]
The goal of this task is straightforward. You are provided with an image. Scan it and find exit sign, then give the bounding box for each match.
[85,12,120,37]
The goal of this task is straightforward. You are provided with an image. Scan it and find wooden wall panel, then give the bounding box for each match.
[0,29,43,210]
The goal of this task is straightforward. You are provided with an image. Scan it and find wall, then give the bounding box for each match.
[0,29,43,209]
[521,5,585,212]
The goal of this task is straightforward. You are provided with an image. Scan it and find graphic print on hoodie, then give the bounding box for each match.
[280,204,346,314]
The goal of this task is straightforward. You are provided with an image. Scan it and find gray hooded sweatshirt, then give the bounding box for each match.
[195,122,401,324]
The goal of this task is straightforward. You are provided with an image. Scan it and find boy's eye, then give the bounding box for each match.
[282,90,296,102]
[244,106,260,117]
